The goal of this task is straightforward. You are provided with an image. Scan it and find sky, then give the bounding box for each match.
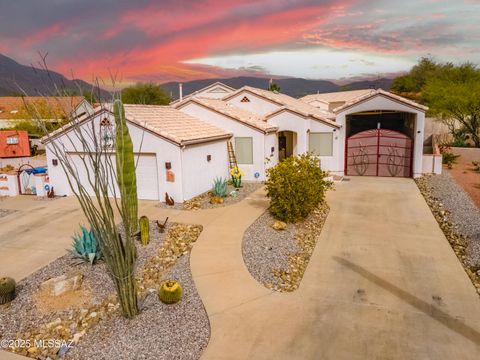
[0,0,479,85]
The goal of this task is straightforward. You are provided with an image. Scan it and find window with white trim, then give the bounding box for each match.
[309,132,333,156]
[235,137,253,164]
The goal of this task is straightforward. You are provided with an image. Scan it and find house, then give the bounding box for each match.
[0,96,92,129]
[42,104,232,202]
[0,130,30,158]
[170,82,236,105]
[176,84,429,179]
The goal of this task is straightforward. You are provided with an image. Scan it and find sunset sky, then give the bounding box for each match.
[0,0,479,85]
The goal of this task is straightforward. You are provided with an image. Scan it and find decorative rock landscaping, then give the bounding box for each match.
[242,202,330,292]
[158,181,263,210]
[416,174,480,296]
[0,222,209,360]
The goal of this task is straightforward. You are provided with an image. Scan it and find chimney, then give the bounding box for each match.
[179,83,183,101]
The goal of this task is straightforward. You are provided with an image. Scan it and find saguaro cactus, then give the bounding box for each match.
[114,99,138,235]
[139,216,150,245]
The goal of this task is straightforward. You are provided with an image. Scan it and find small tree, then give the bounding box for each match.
[423,63,480,147]
[268,82,281,92]
[122,82,171,105]
[265,153,331,222]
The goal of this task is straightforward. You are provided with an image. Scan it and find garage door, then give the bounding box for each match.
[346,129,412,177]
[69,153,159,200]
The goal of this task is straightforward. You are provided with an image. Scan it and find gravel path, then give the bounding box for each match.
[423,172,480,268]
[242,211,299,286]
[0,222,209,360]
[158,181,263,210]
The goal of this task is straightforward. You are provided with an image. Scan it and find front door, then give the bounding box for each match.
[346,129,412,177]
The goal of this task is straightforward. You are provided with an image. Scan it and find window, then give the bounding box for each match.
[6,136,19,145]
[235,137,253,164]
[309,132,333,156]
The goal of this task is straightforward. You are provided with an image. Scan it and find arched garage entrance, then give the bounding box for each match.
[346,129,413,177]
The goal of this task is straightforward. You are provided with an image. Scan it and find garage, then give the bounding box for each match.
[69,153,159,200]
[345,110,415,177]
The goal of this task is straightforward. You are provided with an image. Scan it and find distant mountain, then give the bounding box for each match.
[0,53,108,97]
[161,76,393,99]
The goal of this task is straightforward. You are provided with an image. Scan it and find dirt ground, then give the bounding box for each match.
[449,148,480,208]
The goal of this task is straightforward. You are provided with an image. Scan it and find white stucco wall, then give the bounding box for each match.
[226,92,280,116]
[335,95,425,178]
[45,111,187,202]
[182,141,230,200]
[422,154,442,175]
[179,103,268,180]
[264,132,278,172]
[0,173,19,196]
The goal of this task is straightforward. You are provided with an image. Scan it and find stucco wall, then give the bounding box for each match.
[336,95,425,177]
[182,140,230,201]
[226,92,280,116]
[179,103,267,180]
[45,111,185,201]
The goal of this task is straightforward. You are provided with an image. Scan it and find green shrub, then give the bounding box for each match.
[265,153,332,222]
[441,152,460,169]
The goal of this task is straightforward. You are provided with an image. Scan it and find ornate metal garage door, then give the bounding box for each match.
[346,129,412,177]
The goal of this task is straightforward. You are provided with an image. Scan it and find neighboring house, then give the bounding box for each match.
[170,82,236,105]
[42,105,232,202]
[0,96,92,129]
[0,130,30,158]
[176,84,429,179]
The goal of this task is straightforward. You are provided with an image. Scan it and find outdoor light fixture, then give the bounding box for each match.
[333,129,336,132]
[207,155,212,161]
[165,162,171,170]
[52,159,58,166]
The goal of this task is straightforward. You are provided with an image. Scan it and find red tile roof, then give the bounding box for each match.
[0,130,30,158]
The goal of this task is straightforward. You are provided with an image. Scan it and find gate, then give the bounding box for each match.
[346,129,412,177]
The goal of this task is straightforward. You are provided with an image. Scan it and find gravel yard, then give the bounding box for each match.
[416,173,480,295]
[242,202,329,292]
[0,222,209,360]
[158,181,263,210]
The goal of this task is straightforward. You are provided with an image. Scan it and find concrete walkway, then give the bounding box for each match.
[1,177,480,359]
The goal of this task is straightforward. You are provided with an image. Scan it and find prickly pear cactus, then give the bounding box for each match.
[0,277,16,304]
[158,280,182,304]
[139,216,150,246]
[114,99,138,235]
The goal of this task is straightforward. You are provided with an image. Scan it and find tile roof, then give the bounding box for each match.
[224,86,339,127]
[42,104,231,146]
[178,97,278,133]
[332,89,428,112]
[0,96,85,120]
[300,89,374,104]
[123,104,232,145]
[170,82,236,105]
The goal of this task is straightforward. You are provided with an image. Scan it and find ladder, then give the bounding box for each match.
[227,141,238,169]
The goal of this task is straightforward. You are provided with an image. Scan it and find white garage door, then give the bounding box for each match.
[68,153,159,200]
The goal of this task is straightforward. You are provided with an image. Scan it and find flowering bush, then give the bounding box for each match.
[265,153,332,222]
[230,166,244,188]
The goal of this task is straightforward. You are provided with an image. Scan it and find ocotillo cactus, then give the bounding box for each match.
[114,99,138,235]
[139,216,150,245]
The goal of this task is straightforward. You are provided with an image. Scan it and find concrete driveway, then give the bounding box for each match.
[190,177,480,359]
[1,177,479,360]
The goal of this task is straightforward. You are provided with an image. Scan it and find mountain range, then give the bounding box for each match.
[161,76,393,99]
[0,53,393,99]
[0,54,104,97]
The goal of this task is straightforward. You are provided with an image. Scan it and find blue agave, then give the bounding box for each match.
[212,177,228,197]
[69,226,102,265]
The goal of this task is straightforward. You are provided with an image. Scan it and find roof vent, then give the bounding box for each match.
[240,96,250,103]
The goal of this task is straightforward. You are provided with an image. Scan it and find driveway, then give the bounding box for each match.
[190,177,480,359]
[1,177,479,360]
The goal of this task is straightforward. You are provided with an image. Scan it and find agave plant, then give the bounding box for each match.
[69,226,102,265]
[212,177,228,197]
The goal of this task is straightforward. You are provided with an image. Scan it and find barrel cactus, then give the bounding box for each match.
[139,216,150,245]
[158,280,183,304]
[0,277,16,304]
[114,99,138,235]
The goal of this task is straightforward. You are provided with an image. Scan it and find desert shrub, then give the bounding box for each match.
[441,151,460,169]
[265,153,332,222]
